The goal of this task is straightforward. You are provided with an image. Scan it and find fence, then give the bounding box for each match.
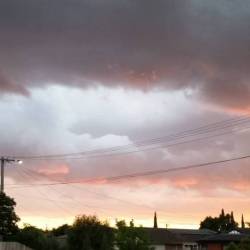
[0,242,32,250]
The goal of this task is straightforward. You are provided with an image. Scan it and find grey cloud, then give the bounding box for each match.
[0,0,250,108]
[0,72,29,96]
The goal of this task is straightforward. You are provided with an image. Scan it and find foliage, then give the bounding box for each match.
[225,242,239,250]
[15,225,60,250]
[115,220,154,250]
[0,192,20,237]
[241,215,245,229]
[52,224,71,236]
[225,238,250,250]
[200,209,238,232]
[239,237,250,250]
[67,215,114,250]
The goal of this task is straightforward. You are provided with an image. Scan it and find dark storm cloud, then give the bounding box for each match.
[1,0,250,108]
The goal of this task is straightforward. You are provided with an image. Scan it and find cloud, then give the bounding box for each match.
[0,0,250,109]
[0,72,29,96]
[37,164,69,176]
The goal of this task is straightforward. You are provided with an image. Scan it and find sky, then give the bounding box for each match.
[1,0,250,229]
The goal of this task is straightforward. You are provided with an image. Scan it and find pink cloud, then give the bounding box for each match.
[38,164,69,176]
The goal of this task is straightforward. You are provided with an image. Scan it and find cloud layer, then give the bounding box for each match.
[1,0,250,228]
[1,86,249,228]
[1,0,250,109]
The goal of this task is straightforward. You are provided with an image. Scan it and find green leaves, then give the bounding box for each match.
[115,220,153,250]
[67,215,114,250]
[15,225,60,250]
[225,238,250,250]
[0,192,19,237]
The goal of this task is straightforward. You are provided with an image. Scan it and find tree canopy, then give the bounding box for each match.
[52,224,71,237]
[200,209,238,232]
[15,225,60,250]
[225,238,250,250]
[115,220,153,250]
[0,192,19,237]
[67,215,114,250]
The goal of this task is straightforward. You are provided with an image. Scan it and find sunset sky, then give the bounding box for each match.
[1,0,250,229]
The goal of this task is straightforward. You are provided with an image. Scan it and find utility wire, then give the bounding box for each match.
[7,153,250,188]
[19,167,175,216]
[9,167,215,219]
[59,125,250,160]
[15,116,250,160]
[13,116,250,161]
[17,167,117,214]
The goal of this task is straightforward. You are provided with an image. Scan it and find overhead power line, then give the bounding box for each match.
[15,167,187,217]
[12,116,250,161]
[7,153,250,189]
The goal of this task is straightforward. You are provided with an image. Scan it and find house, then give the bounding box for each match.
[56,227,215,250]
[198,231,249,250]
[143,227,216,250]
[168,229,216,250]
[143,227,182,250]
[148,212,215,249]
[236,228,250,235]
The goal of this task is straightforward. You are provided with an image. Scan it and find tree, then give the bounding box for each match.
[200,209,238,232]
[0,192,19,237]
[225,242,239,250]
[241,215,245,229]
[15,225,60,250]
[239,237,250,250]
[67,215,114,250]
[221,209,225,218]
[225,238,250,250]
[52,224,71,236]
[200,216,220,232]
[116,220,154,250]
[154,212,158,229]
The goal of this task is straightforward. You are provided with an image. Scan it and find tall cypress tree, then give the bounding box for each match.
[154,212,158,228]
[230,211,235,224]
[221,209,225,218]
[241,214,245,229]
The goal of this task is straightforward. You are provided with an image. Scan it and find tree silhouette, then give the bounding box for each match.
[241,214,245,229]
[225,242,239,250]
[239,237,250,250]
[116,219,153,250]
[15,225,60,250]
[67,215,114,250]
[0,192,19,237]
[52,224,71,236]
[154,212,158,229]
[200,209,238,232]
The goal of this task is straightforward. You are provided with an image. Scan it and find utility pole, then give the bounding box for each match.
[0,157,22,193]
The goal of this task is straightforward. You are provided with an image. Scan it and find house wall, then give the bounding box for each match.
[0,242,32,250]
[183,242,199,250]
[165,245,183,250]
[151,245,165,250]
